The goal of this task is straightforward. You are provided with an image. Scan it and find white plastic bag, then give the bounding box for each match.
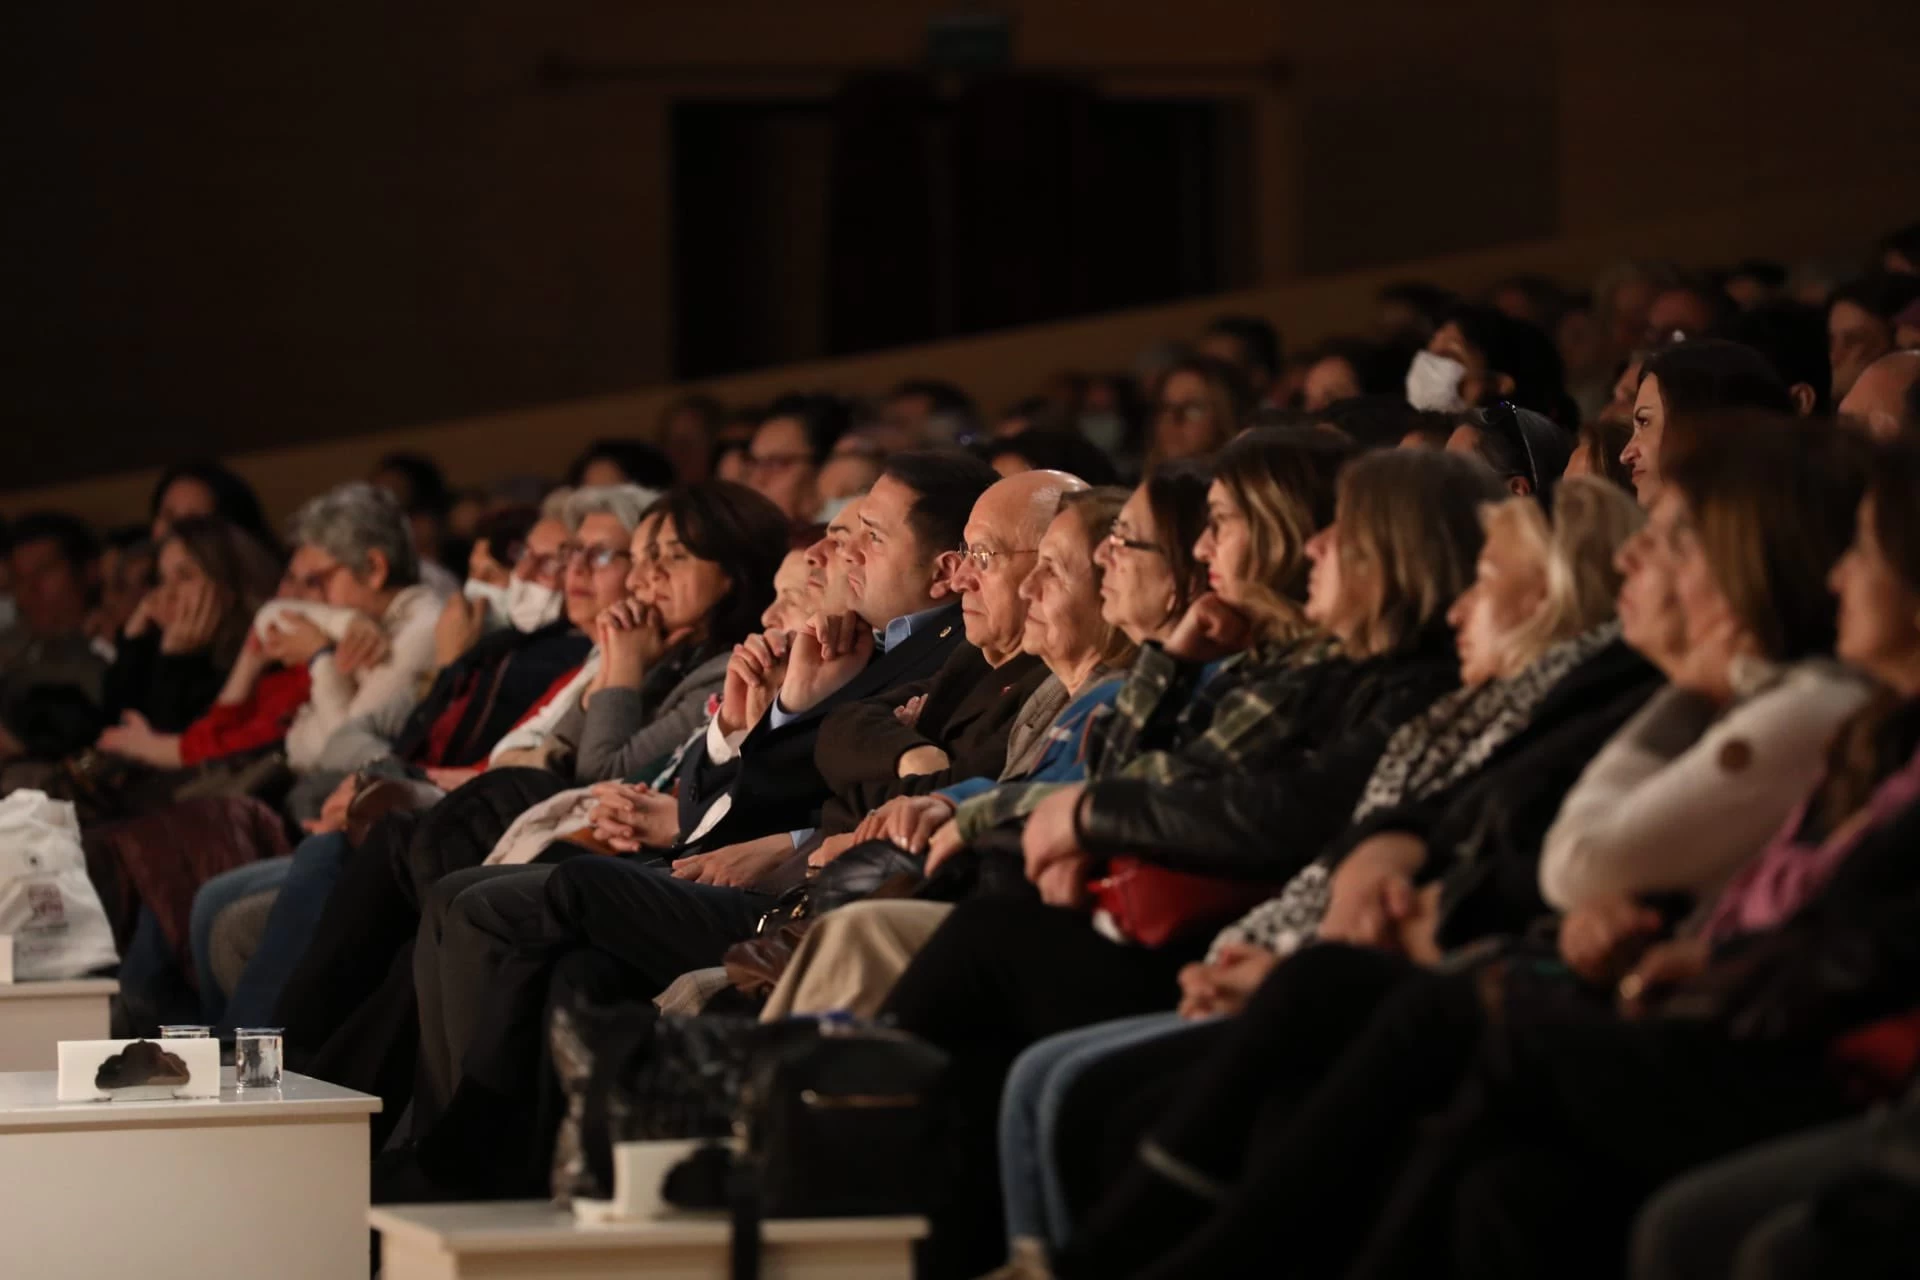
[0,790,120,980]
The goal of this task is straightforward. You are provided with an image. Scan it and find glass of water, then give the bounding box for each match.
[234,1028,284,1090]
[159,1025,211,1038]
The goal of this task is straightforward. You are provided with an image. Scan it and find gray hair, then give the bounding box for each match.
[291,482,421,588]
[539,486,575,525]
[561,484,661,535]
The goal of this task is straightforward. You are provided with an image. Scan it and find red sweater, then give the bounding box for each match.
[178,665,314,766]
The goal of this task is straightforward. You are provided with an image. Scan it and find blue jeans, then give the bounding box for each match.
[190,856,294,1023]
[999,1012,1209,1251]
[208,832,352,1035]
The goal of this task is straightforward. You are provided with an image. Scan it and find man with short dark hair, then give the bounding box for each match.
[388,465,1083,1201]
[0,512,105,762]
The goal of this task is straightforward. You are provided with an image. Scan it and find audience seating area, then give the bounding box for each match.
[2,216,1920,1280]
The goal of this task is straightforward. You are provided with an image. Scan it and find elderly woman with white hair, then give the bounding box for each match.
[182,485,657,1038]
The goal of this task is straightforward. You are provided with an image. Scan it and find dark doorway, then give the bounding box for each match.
[671,81,1250,379]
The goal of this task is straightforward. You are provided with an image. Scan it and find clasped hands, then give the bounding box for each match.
[718,611,875,736]
[1316,833,1442,964]
[583,779,681,853]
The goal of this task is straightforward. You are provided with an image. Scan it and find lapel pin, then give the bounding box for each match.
[939,626,952,638]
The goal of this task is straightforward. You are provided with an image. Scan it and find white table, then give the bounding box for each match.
[371,1200,927,1280]
[0,1068,381,1279]
[0,977,117,1070]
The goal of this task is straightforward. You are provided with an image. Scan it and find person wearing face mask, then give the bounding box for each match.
[300,506,592,785]
[268,484,791,1123]
[183,491,641,1035]
[1407,304,1574,426]
[451,507,565,640]
[371,459,1008,1195]
[171,505,598,1033]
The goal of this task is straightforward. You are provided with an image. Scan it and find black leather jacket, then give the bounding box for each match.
[1073,627,1461,883]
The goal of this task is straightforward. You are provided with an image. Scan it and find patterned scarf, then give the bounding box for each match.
[1209,621,1620,961]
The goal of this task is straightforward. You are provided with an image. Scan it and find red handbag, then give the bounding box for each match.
[1087,857,1281,948]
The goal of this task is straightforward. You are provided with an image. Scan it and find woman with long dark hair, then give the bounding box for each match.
[268,484,789,1129]
[95,515,281,756]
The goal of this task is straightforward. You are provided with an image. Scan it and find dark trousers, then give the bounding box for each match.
[878,894,1200,1280]
[414,856,772,1196]
[1057,944,1437,1280]
[1355,998,1853,1280]
[413,864,552,1128]
[1057,942,1853,1280]
[274,769,567,1141]
[275,810,421,1064]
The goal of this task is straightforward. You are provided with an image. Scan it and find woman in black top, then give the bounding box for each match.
[96,514,280,751]
[881,446,1503,1277]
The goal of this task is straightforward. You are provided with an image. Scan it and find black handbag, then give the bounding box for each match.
[663,1022,950,1280]
[549,1001,818,1205]
[733,1022,949,1217]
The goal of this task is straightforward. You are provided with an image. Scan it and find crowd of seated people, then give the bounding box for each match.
[1,221,1919,1277]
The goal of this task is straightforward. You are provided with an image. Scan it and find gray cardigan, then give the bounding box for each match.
[550,650,731,783]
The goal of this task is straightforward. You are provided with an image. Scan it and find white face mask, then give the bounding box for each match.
[503,579,564,633]
[1405,350,1470,413]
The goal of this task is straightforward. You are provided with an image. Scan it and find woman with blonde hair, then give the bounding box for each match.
[878,446,1505,1277]
[1039,475,1666,1280]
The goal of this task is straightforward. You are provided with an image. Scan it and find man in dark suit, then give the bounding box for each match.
[664,450,999,877]
[384,462,1085,1199]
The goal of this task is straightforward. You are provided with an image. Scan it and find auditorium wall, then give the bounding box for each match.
[3,0,1916,498]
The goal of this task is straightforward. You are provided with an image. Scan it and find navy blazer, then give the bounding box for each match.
[671,603,966,851]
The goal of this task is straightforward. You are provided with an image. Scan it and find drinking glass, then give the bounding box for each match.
[234,1028,284,1089]
[159,1025,211,1038]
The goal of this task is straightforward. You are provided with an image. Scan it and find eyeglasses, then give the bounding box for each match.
[1202,509,1244,539]
[1103,528,1164,556]
[955,542,1039,572]
[516,548,566,577]
[559,544,633,571]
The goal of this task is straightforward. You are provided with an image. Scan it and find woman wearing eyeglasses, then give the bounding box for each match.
[1146,356,1254,470]
[877,441,1506,1275]
[751,474,1214,1019]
